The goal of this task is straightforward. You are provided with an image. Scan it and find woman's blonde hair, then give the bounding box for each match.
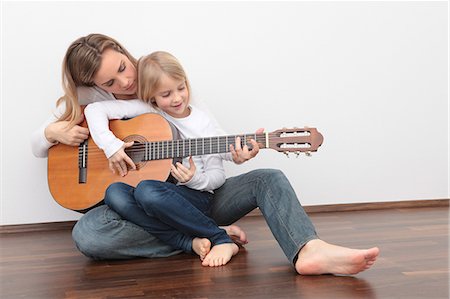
[58,33,137,124]
[137,51,190,108]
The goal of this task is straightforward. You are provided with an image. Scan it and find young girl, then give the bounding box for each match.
[84,51,239,266]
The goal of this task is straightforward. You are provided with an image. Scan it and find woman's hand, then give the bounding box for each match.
[230,128,264,164]
[45,120,89,146]
[108,141,136,177]
[170,156,196,183]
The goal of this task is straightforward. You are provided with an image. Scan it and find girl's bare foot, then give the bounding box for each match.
[295,239,380,275]
[221,225,248,246]
[192,238,211,260]
[202,243,239,267]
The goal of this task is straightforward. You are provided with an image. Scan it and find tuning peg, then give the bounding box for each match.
[295,151,300,158]
[284,152,290,158]
[305,151,311,157]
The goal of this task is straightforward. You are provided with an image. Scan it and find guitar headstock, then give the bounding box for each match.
[267,127,323,156]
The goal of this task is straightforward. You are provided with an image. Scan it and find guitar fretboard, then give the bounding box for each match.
[127,133,267,161]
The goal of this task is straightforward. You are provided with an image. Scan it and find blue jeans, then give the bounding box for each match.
[72,169,318,264]
[103,180,232,253]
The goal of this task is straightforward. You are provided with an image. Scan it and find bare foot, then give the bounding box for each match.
[202,243,239,267]
[221,225,248,246]
[192,238,211,260]
[295,239,380,275]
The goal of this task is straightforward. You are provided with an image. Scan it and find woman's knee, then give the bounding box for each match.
[250,169,294,204]
[251,168,287,185]
[72,205,115,259]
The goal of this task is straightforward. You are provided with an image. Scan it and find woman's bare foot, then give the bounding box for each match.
[192,238,211,260]
[221,225,248,246]
[295,239,380,275]
[201,243,239,267]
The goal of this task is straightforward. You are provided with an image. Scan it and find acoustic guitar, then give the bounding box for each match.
[48,113,323,211]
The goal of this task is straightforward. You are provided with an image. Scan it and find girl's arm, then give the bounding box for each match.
[84,99,154,158]
[179,154,226,191]
[84,99,155,175]
[176,116,226,191]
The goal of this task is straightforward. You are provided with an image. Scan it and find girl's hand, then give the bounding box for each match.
[108,141,136,177]
[170,156,196,183]
[45,120,89,146]
[230,128,264,164]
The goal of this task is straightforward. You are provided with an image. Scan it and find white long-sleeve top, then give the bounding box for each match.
[84,100,233,192]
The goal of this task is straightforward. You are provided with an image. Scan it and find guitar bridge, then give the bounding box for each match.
[78,140,88,184]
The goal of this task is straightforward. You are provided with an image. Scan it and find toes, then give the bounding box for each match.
[202,258,210,266]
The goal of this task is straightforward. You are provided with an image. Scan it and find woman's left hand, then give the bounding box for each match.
[171,156,196,183]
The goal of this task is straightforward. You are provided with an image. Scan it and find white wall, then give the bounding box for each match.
[1,1,448,225]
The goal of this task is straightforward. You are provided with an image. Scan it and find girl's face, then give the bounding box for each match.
[153,73,190,118]
[93,48,137,99]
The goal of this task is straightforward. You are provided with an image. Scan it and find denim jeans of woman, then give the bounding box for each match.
[72,169,319,265]
[103,180,232,254]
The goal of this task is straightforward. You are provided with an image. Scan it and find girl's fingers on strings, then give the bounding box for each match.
[171,165,181,180]
[118,162,128,176]
[176,164,189,182]
[235,137,242,151]
[255,128,264,134]
[249,139,260,157]
[108,162,116,174]
[125,157,136,170]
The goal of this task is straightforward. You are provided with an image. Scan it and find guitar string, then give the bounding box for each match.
[78,136,273,154]
[77,134,310,154]
[78,132,308,151]
[78,138,312,160]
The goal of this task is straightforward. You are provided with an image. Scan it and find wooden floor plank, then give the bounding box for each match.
[1,206,448,299]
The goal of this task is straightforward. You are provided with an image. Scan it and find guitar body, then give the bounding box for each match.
[48,113,175,211]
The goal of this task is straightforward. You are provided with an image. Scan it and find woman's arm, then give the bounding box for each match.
[31,102,89,157]
[31,86,116,158]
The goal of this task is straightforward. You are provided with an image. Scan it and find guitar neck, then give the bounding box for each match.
[127,133,267,161]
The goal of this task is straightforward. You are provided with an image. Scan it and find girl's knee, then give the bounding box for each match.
[134,180,172,212]
[136,179,165,191]
[105,182,130,197]
[134,180,168,208]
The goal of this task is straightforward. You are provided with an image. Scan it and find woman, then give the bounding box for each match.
[31,33,379,275]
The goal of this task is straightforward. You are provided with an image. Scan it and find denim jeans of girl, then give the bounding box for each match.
[72,169,318,265]
[103,180,232,254]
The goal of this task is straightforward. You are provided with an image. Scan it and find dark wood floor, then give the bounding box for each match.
[1,206,448,299]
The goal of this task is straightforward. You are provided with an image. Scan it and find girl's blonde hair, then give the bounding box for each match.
[137,51,190,107]
[58,33,137,124]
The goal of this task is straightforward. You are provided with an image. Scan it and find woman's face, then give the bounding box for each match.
[93,48,137,98]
